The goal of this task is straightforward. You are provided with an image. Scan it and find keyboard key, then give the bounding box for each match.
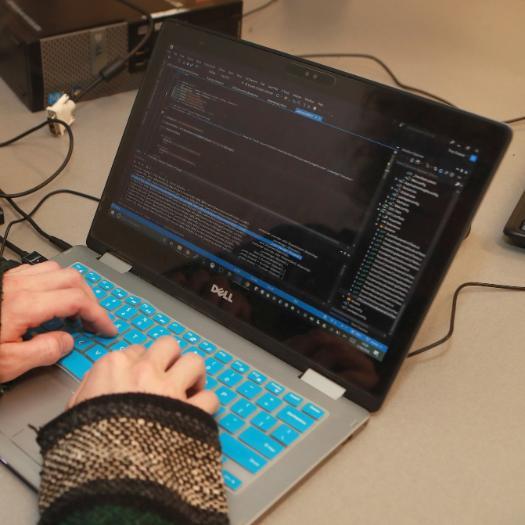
[168,321,185,334]
[60,351,92,380]
[183,331,200,344]
[175,337,189,349]
[231,399,257,419]
[144,340,155,349]
[147,326,170,339]
[74,336,94,352]
[223,470,242,491]
[113,319,130,334]
[98,280,114,291]
[199,340,217,353]
[140,303,156,316]
[124,330,147,345]
[216,386,238,406]
[126,295,142,306]
[266,381,285,396]
[303,403,325,420]
[271,424,300,446]
[153,313,170,325]
[92,287,106,300]
[239,427,284,460]
[231,360,250,374]
[183,347,207,358]
[110,341,128,351]
[248,370,266,384]
[237,381,262,400]
[205,358,224,375]
[84,271,100,284]
[94,335,118,347]
[111,288,127,299]
[205,376,218,390]
[86,344,108,361]
[100,297,121,311]
[132,316,154,331]
[251,412,278,432]
[220,433,267,474]
[218,370,243,388]
[115,306,137,320]
[257,393,283,412]
[277,407,314,433]
[283,392,303,407]
[72,262,88,274]
[219,414,245,434]
[216,350,233,364]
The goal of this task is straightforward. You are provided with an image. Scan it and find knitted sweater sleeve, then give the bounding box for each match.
[37,393,229,525]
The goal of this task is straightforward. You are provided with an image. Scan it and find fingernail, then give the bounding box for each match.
[60,333,74,355]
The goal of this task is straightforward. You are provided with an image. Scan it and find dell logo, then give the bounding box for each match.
[211,284,233,303]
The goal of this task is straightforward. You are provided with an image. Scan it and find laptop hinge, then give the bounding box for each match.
[300,369,346,400]
[99,252,132,274]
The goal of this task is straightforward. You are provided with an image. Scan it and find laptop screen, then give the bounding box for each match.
[89,22,510,409]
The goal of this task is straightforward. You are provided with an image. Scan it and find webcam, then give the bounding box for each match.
[286,63,336,86]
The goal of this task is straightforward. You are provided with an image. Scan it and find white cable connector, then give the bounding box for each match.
[46,94,76,136]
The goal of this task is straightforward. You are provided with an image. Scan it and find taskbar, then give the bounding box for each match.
[110,202,388,362]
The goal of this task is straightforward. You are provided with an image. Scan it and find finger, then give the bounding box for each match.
[6,261,61,276]
[0,331,73,383]
[167,352,206,392]
[29,289,116,336]
[121,344,147,361]
[144,336,180,370]
[187,390,219,415]
[7,268,95,299]
[67,371,90,409]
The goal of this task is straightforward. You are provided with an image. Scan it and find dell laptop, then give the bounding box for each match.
[0,20,511,525]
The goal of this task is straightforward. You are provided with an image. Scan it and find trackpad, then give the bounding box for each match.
[12,427,42,464]
[0,367,76,440]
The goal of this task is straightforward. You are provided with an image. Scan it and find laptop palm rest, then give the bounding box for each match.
[0,368,76,467]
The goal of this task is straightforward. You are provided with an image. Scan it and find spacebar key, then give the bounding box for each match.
[220,433,267,474]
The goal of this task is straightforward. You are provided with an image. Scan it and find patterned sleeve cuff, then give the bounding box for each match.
[37,393,229,525]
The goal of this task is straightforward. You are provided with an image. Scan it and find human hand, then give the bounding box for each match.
[68,336,219,414]
[0,261,116,383]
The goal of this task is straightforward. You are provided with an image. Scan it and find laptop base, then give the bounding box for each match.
[0,245,370,525]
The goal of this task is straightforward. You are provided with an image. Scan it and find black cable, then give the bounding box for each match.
[242,0,279,18]
[4,196,73,251]
[0,190,100,257]
[5,196,52,239]
[72,0,154,102]
[0,119,49,147]
[298,53,525,124]
[298,52,457,107]
[504,116,525,125]
[407,281,525,358]
[0,233,27,258]
[0,118,73,198]
[0,118,76,250]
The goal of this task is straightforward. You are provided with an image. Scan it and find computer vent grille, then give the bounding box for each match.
[40,22,141,106]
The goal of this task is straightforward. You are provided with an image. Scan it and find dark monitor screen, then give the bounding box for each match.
[89,21,511,410]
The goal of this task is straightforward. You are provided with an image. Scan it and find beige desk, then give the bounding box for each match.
[1,1,524,523]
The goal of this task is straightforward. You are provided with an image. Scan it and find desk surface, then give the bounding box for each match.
[1,1,524,523]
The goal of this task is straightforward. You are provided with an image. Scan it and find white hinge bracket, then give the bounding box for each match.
[99,252,132,274]
[300,369,345,400]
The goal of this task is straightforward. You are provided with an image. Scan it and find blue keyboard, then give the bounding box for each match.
[45,262,327,492]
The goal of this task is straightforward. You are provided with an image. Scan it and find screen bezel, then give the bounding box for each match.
[87,20,511,411]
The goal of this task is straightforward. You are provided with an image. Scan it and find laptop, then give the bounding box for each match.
[0,20,511,525]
